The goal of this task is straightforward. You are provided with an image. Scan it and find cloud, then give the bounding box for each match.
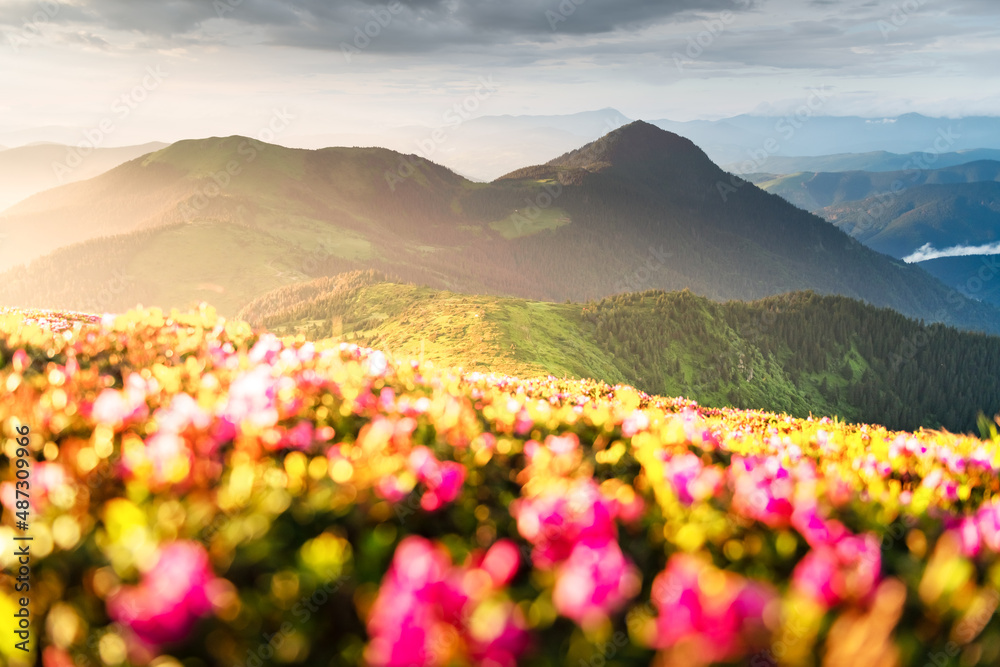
[2,0,759,50]
[905,242,1000,263]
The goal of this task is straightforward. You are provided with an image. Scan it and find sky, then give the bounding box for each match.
[1,0,999,146]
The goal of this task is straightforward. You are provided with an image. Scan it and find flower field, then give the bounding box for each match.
[2,307,1000,667]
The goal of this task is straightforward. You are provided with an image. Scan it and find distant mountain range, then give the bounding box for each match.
[3,121,1000,335]
[287,111,1000,181]
[0,142,167,211]
[731,149,1000,176]
[821,181,1000,260]
[752,160,1000,212]
[658,113,1000,167]
[746,157,1000,308]
[236,271,1000,433]
[11,110,999,183]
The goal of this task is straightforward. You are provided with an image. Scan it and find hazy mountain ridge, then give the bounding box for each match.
[0,141,167,211]
[754,160,1000,212]
[822,181,1000,259]
[4,122,1000,335]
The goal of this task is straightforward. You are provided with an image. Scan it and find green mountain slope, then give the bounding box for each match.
[0,136,477,273]
[823,181,1000,259]
[4,123,1000,334]
[917,254,1000,307]
[239,272,1000,433]
[754,160,1000,212]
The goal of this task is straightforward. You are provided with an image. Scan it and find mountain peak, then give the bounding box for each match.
[546,120,710,172]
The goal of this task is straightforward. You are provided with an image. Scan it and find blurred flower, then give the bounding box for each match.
[552,538,640,626]
[647,554,774,661]
[792,533,881,608]
[108,541,221,648]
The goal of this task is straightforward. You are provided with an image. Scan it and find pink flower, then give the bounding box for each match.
[11,349,29,373]
[367,537,529,667]
[375,475,411,503]
[790,547,840,607]
[146,432,193,486]
[552,538,640,626]
[409,447,466,511]
[479,540,521,588]
[280,421,315,451]
[728,456,821,531]
[977,503,1000,552]
[224,366,279,430]
[621,410,650,437]
[792,533,881,608]
[466,602,530,667]
[957,517,981,558]
[91,374,151,428]
[546,433,579,456]
[367,538,452,667]
[107,541,220,648]
[791,505,848,549]
[153,393,211,434]
[648,554,774,662]
[248,334,282,365]
[665,453,722,505]
[512,479,617,568]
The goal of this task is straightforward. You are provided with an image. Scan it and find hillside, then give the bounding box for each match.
[754,160,1000,212]
[238,272,1000,433]
[0,141,166,211]
[823,181,1000,259]
[917,254,1000,307]
[0,136,475,273]
[4,123,1000,334]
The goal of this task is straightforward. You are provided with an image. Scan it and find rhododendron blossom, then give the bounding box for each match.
[367,537,528,667]
[552,538,641,626]
[648,554,774,662]
[107,541,221,648]
[792,532,881,608]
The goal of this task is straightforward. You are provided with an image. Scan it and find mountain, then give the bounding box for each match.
[4,122,1000,335]
[0,135,475,274]
[753,160,1000,212]
[723,149,1000,176]
[0,141,167,211]
[917,254,1000,308]
[237,271,1000,433]
[822,181,1000,259]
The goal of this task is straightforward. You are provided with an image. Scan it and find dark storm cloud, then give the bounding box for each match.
[1,0,758,48]
[1,0,996,64]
